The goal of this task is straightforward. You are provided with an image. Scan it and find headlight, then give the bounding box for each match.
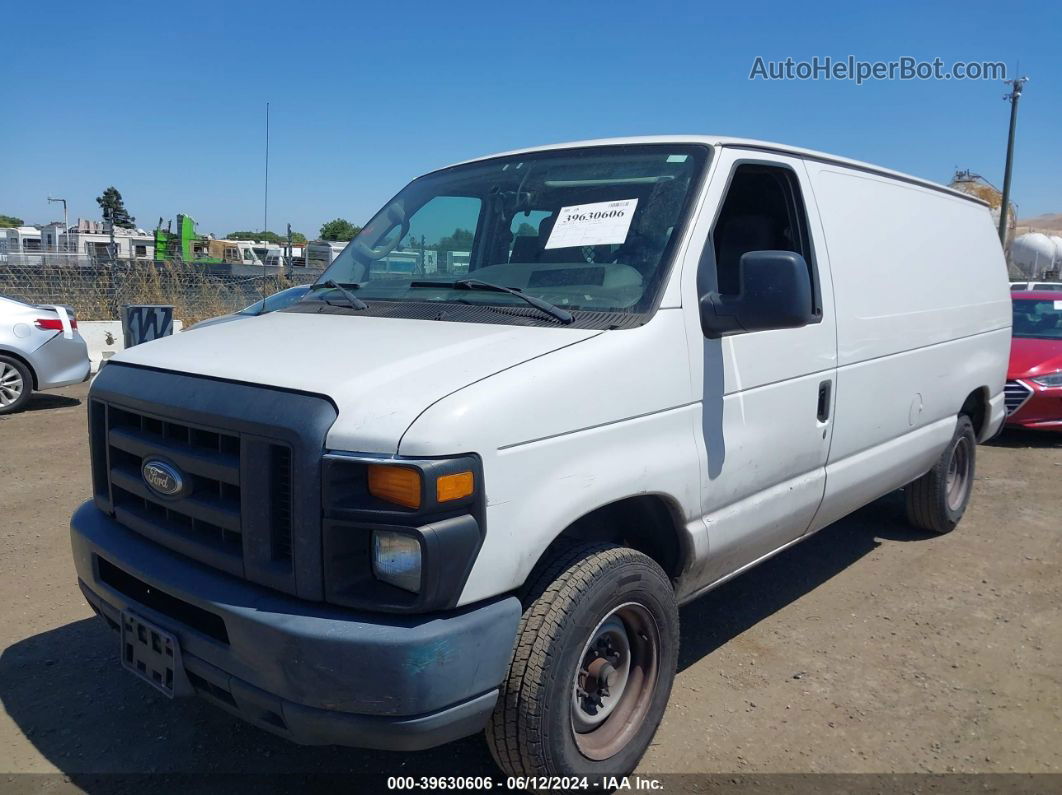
[372,530,422,592]
[322,453,483,612]
[1031,372,1062,388]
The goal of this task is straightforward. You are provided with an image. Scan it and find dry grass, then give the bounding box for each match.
[1,260,313,324]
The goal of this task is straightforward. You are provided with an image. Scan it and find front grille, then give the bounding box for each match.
[270,446,293,561]
[1004,380,1033,416]
[88,364,337,601]
[105,404,246,577]
[91,398,300,589]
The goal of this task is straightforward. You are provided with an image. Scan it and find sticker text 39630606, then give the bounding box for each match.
[545,199,638,250]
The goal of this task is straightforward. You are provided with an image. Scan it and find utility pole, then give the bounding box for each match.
[47,196,67,253]
[997,76,1028,245]
[264,101,270,237]
[261,101,271,300]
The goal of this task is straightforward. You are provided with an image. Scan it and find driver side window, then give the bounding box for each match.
[705,164,815,304]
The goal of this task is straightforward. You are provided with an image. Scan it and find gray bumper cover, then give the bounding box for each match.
[70,501,521,750]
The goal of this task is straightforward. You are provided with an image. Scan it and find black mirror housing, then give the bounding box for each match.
[699,250,815,338]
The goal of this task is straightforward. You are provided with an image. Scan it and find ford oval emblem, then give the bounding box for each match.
[142,459,185,498]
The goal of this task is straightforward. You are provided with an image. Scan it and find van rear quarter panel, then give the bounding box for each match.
[805,163,1010,526]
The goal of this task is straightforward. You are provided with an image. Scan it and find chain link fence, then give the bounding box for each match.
[0,255,324,325]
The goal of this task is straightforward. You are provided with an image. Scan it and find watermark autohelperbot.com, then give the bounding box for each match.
[749,55,1007,85]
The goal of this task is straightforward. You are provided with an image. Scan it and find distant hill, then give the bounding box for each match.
[1017,213,1062,235]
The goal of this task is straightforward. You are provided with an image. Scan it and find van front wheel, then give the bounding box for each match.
[486,543,678,780]
[905,415,977,534]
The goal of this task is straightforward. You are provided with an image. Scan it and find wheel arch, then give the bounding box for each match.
[960,386,990,441]
[521,493,692,593]
[0,347,38,390]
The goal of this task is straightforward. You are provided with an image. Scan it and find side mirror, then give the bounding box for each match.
[699,250,815,338]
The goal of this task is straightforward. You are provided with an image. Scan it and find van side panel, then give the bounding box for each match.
[804,164,1010,530]
[806,166,1011,367]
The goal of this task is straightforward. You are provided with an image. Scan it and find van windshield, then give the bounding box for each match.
[1012,299,1062,340]
[303,144,708,327]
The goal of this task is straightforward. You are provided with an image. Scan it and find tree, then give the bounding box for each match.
[96,187,136,228]
[434,227,475,271]
[227,230,307,245]
[436,228,474,251]
[319,218,361,241]
[0,214,24,228]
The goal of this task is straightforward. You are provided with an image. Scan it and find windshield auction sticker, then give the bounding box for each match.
[545,199,639,249]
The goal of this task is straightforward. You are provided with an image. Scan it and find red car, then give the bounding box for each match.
[1005,291,1062,431]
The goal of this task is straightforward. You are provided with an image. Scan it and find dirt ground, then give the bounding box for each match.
[1,383,1060,785]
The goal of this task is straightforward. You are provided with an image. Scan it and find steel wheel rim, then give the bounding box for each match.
[0,363,23,407]
[945,436,971,512]
[570,601,660,761]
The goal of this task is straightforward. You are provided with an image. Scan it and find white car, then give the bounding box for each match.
[70,137,1010,781]
[0,294,90,414]
[1011,280,1062,292]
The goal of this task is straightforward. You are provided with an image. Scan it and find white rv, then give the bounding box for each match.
[71,137,1010,782]
[306,240,347,269]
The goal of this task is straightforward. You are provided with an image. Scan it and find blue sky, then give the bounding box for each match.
[4,0,1059,238]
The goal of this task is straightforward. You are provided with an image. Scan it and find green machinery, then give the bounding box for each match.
[153,214,222,263]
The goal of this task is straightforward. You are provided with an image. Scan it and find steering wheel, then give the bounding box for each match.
[353,203,409,260]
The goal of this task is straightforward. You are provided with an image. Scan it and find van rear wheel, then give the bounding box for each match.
[486,543,678,781]
[905,415,976,534]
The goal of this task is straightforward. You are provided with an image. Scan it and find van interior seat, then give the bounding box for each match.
[509,233,542,263]
[715,214,776,294]
[509,214,555,264]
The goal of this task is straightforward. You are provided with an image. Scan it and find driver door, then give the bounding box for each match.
[680,149,838,593]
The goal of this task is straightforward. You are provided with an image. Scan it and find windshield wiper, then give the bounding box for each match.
[408,278,574,325]
[311,279,367,310]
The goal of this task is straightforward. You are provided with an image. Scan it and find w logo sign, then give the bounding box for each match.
[122,305,174,348]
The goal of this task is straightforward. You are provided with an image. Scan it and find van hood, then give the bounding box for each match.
[113,311,600,453]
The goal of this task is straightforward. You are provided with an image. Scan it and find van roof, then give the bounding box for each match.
[446,135,986,206]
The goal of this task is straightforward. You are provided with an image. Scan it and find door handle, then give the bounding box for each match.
[817,380,832,422]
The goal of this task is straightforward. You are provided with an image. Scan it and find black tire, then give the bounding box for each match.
[0,355,33,416]
[905,415,977,534]
[486,543,679,781]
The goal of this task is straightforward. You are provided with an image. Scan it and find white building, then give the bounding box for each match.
[1,226,44,255]
[59,219,154,260]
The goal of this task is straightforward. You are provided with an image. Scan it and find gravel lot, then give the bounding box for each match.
[1,382,1059,786]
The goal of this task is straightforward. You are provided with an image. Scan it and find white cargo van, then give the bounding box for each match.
[71,137,1010,780]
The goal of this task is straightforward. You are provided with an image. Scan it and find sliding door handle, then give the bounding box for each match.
[817,380,832,422]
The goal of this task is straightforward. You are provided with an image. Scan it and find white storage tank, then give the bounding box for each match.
[1051,236,1062,266]
[1010,233,1058,278]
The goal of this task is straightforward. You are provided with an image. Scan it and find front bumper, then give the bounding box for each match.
[70,501,521,750]
[1005,382,1062,432]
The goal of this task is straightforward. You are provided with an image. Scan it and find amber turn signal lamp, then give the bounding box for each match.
[367,465,422,509]
[436,471,474,503]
